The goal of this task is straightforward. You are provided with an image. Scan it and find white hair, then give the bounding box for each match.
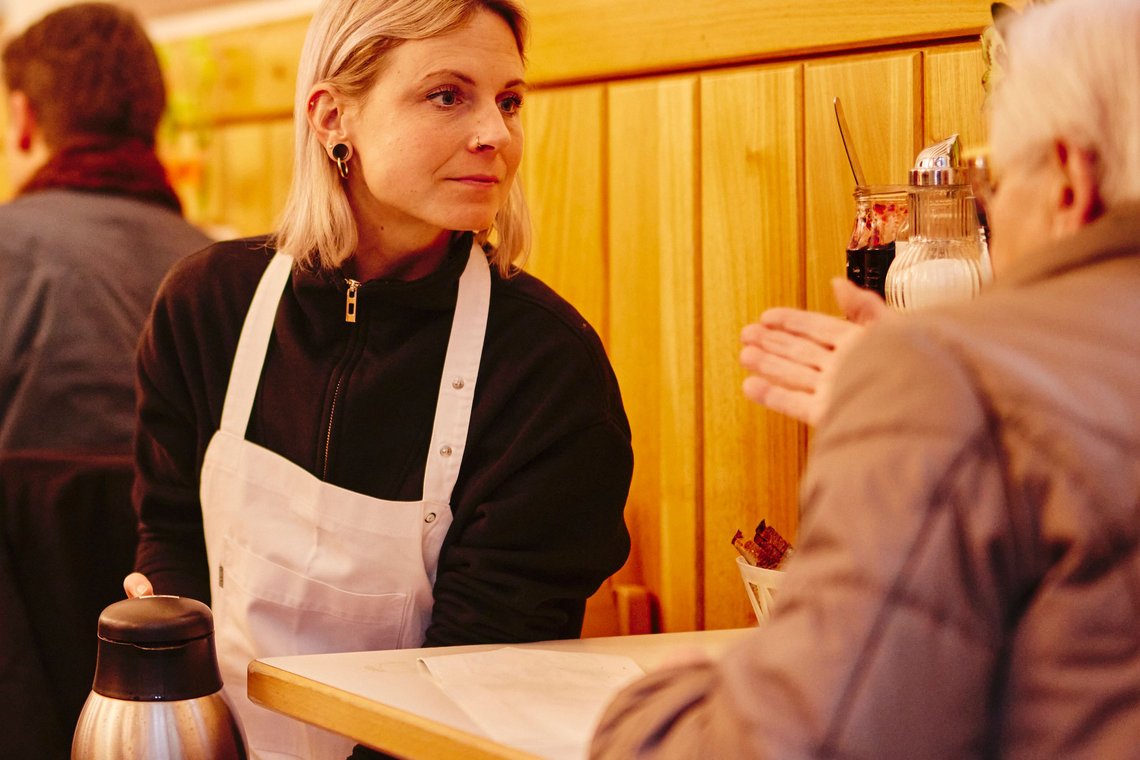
[987,0,1140,208]
[271,0,531,276]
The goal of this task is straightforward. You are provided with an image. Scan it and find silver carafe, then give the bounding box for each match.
[72,595,247,759]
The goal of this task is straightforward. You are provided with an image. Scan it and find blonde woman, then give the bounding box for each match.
[124,0,632,756]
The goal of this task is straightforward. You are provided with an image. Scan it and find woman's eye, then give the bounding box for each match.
[428,88,460,106]
[499,95,523,114]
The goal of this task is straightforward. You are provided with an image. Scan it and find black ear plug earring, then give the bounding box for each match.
[329,143,350,179]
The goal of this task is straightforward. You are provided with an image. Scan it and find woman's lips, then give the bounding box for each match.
[451,175,499,186]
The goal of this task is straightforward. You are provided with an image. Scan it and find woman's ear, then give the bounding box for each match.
[1052,140,1104,236]
[306,84,349,150]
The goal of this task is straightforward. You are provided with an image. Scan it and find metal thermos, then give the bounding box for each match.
[72,595,246,759]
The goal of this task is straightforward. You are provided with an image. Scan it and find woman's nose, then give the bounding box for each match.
[468,103,512,152]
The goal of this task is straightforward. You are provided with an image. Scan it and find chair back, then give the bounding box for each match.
[0,451,136,759]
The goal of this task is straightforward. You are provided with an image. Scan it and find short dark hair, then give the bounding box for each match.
[1,2,166,147]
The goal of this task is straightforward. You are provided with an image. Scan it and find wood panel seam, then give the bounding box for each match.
[692,74,706,631]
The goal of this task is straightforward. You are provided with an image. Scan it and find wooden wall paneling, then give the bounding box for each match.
[158,36,221,130]
[607,76,700,633]
[525,0,990,84]
[188,116,290,238]
[160,17,306,125]
[924,43,988,155]
[266,118,296,232]
[160,127,204,222]
[206,18,308,122]
[700,64,805,630]
[521,86,608,337]
[196,124,230,236]
[803,53,922,316]
[213,122,277,237]
[520,85,613,635]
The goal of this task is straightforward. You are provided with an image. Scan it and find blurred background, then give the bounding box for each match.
[0,0,305,30]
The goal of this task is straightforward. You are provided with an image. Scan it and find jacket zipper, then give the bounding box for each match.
[345,278,360,323]
[323,278,360,479]
[322,377,344,480]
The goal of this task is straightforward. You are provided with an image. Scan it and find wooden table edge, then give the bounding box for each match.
[247,659,541,760]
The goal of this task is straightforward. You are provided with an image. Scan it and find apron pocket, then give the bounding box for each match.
[219,536,412,655]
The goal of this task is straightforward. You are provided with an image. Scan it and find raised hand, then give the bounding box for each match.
[740,278,887,425]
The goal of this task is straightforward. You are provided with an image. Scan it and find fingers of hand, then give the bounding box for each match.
[742,377,818,426]
[759,326,836,371]
[831,277,887,325]
[123,572,153,599]
[757,307,856,349]
[741,320,835,383]
[740,344,825,394]
[740,321,766,345]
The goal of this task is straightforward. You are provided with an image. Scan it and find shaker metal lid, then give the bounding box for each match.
[910,133,967,185]
[98,595,214,644]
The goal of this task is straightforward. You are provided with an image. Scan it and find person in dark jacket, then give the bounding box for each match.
[592,0,1140,758]
[0,3,210,452]
[0,6,210,758]
[122,0,633,756]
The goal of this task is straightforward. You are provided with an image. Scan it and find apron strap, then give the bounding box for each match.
[422,242,491,504]
[219,252,294,436]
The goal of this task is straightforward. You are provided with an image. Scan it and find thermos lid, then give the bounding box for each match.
[92,596,224,701]
[98,595,214,644]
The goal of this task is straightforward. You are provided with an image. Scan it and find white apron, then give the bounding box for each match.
[199,243,490,759]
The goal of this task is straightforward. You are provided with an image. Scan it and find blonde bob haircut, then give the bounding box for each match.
[272,0,531,276]
[988,0,1140,209]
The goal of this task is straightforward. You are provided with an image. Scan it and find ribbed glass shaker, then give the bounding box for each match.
[885,135,992,311]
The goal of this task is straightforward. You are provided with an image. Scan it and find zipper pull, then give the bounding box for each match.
[345,278,360,323]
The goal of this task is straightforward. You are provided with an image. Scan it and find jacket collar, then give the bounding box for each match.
[997,201,1140,290]
[292,231,475,311]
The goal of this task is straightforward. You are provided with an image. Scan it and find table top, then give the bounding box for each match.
[248,627,752,760]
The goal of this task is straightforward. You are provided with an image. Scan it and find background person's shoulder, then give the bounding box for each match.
[158,235,278,308]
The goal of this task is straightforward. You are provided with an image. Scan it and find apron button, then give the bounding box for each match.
[452,377,465,390]
[425,512,437,523]
[439,445,453,457]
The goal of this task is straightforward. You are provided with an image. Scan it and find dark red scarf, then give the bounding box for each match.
[18,136,183,213]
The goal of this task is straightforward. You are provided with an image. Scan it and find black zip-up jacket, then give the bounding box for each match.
[133,234,632,646]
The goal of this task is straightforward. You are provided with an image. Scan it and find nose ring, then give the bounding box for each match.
[474,135,485,150]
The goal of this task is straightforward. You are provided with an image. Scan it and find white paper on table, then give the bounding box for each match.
[418,647,644,760]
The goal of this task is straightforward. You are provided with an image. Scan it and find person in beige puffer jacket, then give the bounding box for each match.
[591,0,1140,757]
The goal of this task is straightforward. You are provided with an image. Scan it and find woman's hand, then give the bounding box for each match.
[740,278,887,426]
[123,572,154,599]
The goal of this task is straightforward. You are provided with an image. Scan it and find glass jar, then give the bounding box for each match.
[885,136,992,311]
[845,185,909,300]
